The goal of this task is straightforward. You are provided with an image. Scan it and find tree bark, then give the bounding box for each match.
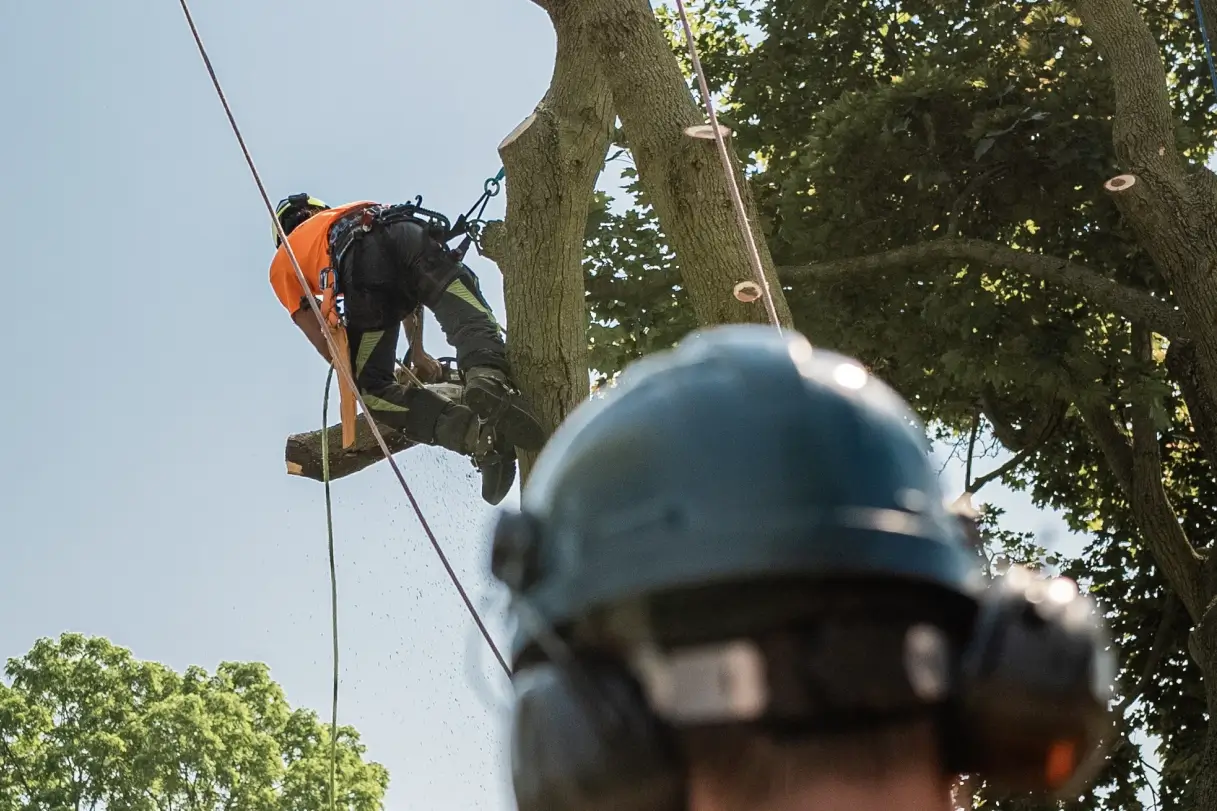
[1165,338,1217,479]
[1071,0,1217,447]
[285,421,416,483]
[779,237,1182,337]
[1190,596,1217,811]
[578,0,794,329]
[1063,8,1217,803]
[1075,396,1206,623]
[1077,391,1217,809]
[481,0,615,481]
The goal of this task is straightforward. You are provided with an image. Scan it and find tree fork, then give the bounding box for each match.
[578,0,793,329]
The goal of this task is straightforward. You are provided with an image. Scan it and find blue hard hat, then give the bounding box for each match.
[492,325,984,662]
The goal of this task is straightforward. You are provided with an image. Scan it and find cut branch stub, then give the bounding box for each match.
[684,123,733,140]
[499,113,538,152]
[734,280,761,302]
[1105,174,1138,193]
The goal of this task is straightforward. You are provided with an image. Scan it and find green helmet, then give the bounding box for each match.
[492,324,984,663]
[273,193,329,248]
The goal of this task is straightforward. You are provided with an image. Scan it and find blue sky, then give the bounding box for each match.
[0,2,1078,809]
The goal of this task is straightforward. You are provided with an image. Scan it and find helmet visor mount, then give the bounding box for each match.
[273,193,329,247]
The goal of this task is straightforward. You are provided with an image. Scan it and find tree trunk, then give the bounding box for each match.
[1065,5,1217,805]
[481,0,615,481]
[578,0,793,330]
[1072,0,1217,457]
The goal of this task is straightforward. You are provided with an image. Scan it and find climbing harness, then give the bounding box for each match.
[672,0,783,331]
[327,196,477,279]
[320,174,505,379]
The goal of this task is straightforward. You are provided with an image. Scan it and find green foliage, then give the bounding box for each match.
[0,633,388,811]
[583,1,1217,808]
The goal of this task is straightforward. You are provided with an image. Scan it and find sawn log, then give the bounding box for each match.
[285,420,417,482]
[284,380,463,482]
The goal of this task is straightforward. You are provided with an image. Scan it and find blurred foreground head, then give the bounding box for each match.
[490,325,1115,811]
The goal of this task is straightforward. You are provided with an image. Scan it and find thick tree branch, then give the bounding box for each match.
[778,237,1182,336]
[1166,337,1217,480]
[1070,0,1182,172]
[1077,401,1134,492]
[1077,386,1207,622]
[1075,0,1217,449]
[1130,326,1207,618]
[492,2,615,479]
[579,0,794,328]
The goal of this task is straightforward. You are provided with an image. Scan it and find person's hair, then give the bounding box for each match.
[642,579,965,807]
[680,716,943,807]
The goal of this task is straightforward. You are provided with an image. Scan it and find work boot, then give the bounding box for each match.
[473,430,518,506]
[434,403,518,505]
[463,366,545,451]
[433,403,480,454]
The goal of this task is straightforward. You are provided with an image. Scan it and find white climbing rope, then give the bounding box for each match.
[672,0,783,330]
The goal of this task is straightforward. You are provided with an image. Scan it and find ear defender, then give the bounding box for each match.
[946,566,1116,796]
[510,659,684,811]
[498,496,1116,811]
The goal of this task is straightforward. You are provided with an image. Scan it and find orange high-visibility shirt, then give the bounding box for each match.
[268,201,377,315]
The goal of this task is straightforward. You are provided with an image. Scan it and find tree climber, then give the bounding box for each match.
[268,193,545,505]
[489,324,1116,811]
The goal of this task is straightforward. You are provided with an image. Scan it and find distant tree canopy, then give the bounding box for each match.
[0,633,387,811]
[579,1,1217,810]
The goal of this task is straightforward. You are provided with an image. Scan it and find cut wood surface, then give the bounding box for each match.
[285,420,417,482]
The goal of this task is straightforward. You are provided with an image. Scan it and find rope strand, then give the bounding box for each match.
[322,366,340,811]
[174,0,509,677]
[672,0,782,330]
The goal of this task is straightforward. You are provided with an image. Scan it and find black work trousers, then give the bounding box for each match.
[338,219,509,442]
